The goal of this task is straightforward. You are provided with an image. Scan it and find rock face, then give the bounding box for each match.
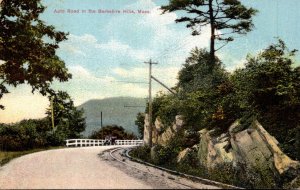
[144,115,300,188]
[143,114,151,145]
[144,114,184,146]
[198,120,300,187]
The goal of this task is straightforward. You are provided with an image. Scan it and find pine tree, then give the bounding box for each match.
[161,0,257,65]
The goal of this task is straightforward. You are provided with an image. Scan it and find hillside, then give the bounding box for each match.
[78,97,146,137]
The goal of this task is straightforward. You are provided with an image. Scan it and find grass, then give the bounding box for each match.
[0,146,64,166]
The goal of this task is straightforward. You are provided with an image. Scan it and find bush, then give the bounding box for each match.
[89,125,137,140]
[130,145,151,163]
[0,119,67,151]
[151,145,177,166]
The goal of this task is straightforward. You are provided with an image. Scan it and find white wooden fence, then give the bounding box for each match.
[65,139,144,147]
[115,140,144,146]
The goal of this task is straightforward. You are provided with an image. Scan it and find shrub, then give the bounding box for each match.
[130,145,151,163]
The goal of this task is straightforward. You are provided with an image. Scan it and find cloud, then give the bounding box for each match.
[95,39,151,61]
[0,0,212,123]
[218,52,247,72]
[112,67,147,79]
[226,59,246,72]
[70,34,98,44]
[69,65,93,78]
[112,66,180,88]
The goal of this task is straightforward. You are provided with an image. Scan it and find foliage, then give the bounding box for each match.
[129,145,151,163]
[89,125,137,140]
[150,145,178,166]
[177,48,225,92]
[179,49,234,131]
[0,92,87,151]
[152,41,300,159]
[135,112,145,139]
[161,0,257,62]
[46,91,86,139]
[205,162,278,188]
[231,40,300,159]
[176,147,207,177]
[0,119,51,151]
[136,40,300,188]
[0,0,71,109]
[151,92,180,128]
[153,49,234,133]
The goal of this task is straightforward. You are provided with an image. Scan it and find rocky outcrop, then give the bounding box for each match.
[144,115,300,188]
[177,144,199,163]
[198,120,300,187]
[144,115,184,146]
[143,114,152,145]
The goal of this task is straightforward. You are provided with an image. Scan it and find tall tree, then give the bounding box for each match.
[46,91,86,139]
[161,0,257,65]
[0,0,72,109]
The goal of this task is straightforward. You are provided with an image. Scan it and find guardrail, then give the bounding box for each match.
[115,140,144,146]
[65,139,144,147]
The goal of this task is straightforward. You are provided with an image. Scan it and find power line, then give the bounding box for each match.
[124,105,146,108]
[110,80,148,84]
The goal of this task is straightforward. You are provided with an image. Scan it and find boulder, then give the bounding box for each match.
[158,127,174,146]
[154,116,164,133]
[177,148,191,163]
[197,120,300,187]
[177,145,199,163]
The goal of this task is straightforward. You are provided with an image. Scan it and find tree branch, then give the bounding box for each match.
[215,41,229,52]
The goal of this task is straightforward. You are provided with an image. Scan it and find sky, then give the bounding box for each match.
[1,0,300,123]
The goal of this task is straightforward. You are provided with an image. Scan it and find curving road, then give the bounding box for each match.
[0,146,152,189]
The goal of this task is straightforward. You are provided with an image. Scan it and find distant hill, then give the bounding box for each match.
[78,97,146,137]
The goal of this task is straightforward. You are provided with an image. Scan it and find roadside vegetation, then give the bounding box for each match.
[0,90,86,152]
[0,92,86,164]
[133,40,300,188]
[148,41,300,160]
[89,125,137,140]
[133,0,300,188]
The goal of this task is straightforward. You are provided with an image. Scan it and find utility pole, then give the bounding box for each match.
[101,111,103,139]
[144,59,158,147]
[50,96,55,131]
[101,111,103,128]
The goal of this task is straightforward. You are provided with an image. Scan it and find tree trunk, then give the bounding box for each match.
[209,0,215,66]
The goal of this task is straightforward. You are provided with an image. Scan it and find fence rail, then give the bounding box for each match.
[65,139,144,147]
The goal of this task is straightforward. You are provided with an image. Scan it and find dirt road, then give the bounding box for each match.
[0,146,219,189]
[0,146,151,189]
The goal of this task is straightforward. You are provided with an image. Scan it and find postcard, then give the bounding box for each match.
[0,0,299,189]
